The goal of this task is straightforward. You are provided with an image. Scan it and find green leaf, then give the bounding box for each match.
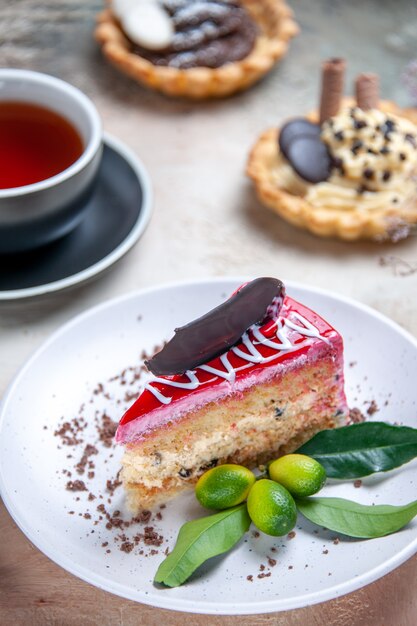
[154,503,251,587]
[297,422,417,479]
[297,496,417,538]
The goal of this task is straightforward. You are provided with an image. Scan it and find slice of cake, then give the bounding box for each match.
[116,278,348,511]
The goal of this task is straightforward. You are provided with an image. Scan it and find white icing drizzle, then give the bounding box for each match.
[251,319,292,351]
[145,369,200,405]
[232,331,263,363]
[144,311,330,405]
[284,312,331,344]
[199,353,237,385]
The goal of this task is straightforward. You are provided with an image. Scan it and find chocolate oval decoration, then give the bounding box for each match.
[278,118,321,159]
[145,277,285,376]
[287,135,332,183]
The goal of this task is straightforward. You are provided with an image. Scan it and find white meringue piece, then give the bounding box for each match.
[112,0,141,21]
[119,1,174,50]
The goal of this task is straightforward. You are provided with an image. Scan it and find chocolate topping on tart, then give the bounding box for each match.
[130,0,257,69]
[287,135,332,183]
[145,277,285,376]
[278,118,321,159]
[278,119,331,183]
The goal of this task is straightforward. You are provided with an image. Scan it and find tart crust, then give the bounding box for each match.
[247,99,417,241]
[95,0,299,99]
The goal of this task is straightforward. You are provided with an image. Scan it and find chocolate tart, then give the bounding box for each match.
[95,0,298,99]
[247,96,417,242]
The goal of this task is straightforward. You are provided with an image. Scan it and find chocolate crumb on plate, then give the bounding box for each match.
[366,400,379,415]
[120,541,134,553]
[349,407,366,423]
[106,473,122,495]
[75,444,98,475]
[97,413,118,448]
[66,480,87,492]
[53,352,168,559]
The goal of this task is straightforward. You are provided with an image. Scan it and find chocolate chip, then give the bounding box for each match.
[152,452,162,466]
[405,133,416,148]
[353,119,367,129]
[332,156,344,172]
[278,118,321,159]
[199,458,219,471]
[363,168,374,180]
[381,119,395,138]
[351,140,363,155]
[399,152,407,161]
[357,184,369,195]
[380,146,390,155]
[286,136,332,183]
[334,131,344,141]
[382,170,391,182]
[179,468,192,478]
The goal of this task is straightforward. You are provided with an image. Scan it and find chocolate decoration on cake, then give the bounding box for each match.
[287,136,332,183]
[278,118,321,159]
[355,73,379,111]
[319,58,346,124]
[145,277,285,376]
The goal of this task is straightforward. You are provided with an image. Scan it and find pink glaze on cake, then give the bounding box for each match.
[116,296,347,445]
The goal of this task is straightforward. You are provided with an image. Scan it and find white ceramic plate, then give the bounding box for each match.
[1,278,416,615]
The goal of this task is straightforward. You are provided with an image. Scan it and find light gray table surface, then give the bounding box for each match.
[0,1,416,624]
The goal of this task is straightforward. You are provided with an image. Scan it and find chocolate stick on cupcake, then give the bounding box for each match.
[319,58,346,124]
[355,72,379,111]
[247,58,417,241]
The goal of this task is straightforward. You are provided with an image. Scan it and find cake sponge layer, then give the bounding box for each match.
[121,349,346,511]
